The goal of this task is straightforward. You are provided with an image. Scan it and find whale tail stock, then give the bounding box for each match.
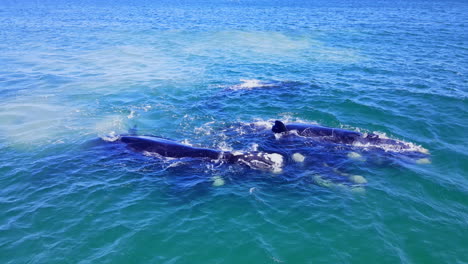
[272,120,288,133]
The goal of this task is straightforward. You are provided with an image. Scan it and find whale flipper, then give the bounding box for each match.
[272,120,288,133]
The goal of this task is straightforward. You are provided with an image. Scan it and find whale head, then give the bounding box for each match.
[228,152,284,173]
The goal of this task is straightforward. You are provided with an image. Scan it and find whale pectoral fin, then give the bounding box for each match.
[272,120,288,133]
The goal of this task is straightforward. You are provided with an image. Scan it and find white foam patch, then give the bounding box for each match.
[416,158,431,164]
[101,131,120,142]
[217,141,233,152]
[292,153,305,162]
[180,139,193,146]
[127,110,136,119]
[274,133,283,140]
[350,187,366,194]
[250,143,259,152]
[418,148,430,155]
[250,120,274,129]
[166,161,186,168]
[289,119,320,125]
[95,115,125,141]
[312,174,367,191]
[231,151,244,156]
[229,79,275,90]
[263,153,284,173]
[313,175,334,188]
[212,176,225,187]
[349,175,368,184]
[347,152,366,161]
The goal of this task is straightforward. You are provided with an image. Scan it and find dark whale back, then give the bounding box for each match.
[271,120,427,154]
[120,136,221,159]
[272,120,362,144]
[118,135,284,172]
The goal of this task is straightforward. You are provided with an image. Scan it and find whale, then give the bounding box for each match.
[272,120,429,154]
[117,135,284,172]
[272,120,361,144]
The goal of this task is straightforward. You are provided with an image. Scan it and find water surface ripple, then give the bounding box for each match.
[0,0,467,263]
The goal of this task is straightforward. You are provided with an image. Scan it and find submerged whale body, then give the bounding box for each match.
[118,135,284,172]
[272,120,428,154]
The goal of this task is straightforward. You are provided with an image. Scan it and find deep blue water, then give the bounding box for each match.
[0,0,467,263]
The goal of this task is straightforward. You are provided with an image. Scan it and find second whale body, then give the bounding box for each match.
[272,120,429,154]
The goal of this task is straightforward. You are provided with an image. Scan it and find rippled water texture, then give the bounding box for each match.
[0,0,467,263]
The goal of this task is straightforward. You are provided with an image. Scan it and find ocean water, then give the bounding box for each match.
[0,0,467,263]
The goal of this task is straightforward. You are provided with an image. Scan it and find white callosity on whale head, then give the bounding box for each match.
[261,153,284,173]
[237,152,284,173]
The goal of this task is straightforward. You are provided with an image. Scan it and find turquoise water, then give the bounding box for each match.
[1,0,467,263]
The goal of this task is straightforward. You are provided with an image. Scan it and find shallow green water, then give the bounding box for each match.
[0,0,467,263]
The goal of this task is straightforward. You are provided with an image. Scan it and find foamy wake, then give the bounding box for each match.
[100,131,120,142]
[352,131,429,154]
[229,79,276,90]
[352,139,429,154]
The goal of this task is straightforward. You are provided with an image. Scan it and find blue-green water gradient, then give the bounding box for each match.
[0,0,467,263]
